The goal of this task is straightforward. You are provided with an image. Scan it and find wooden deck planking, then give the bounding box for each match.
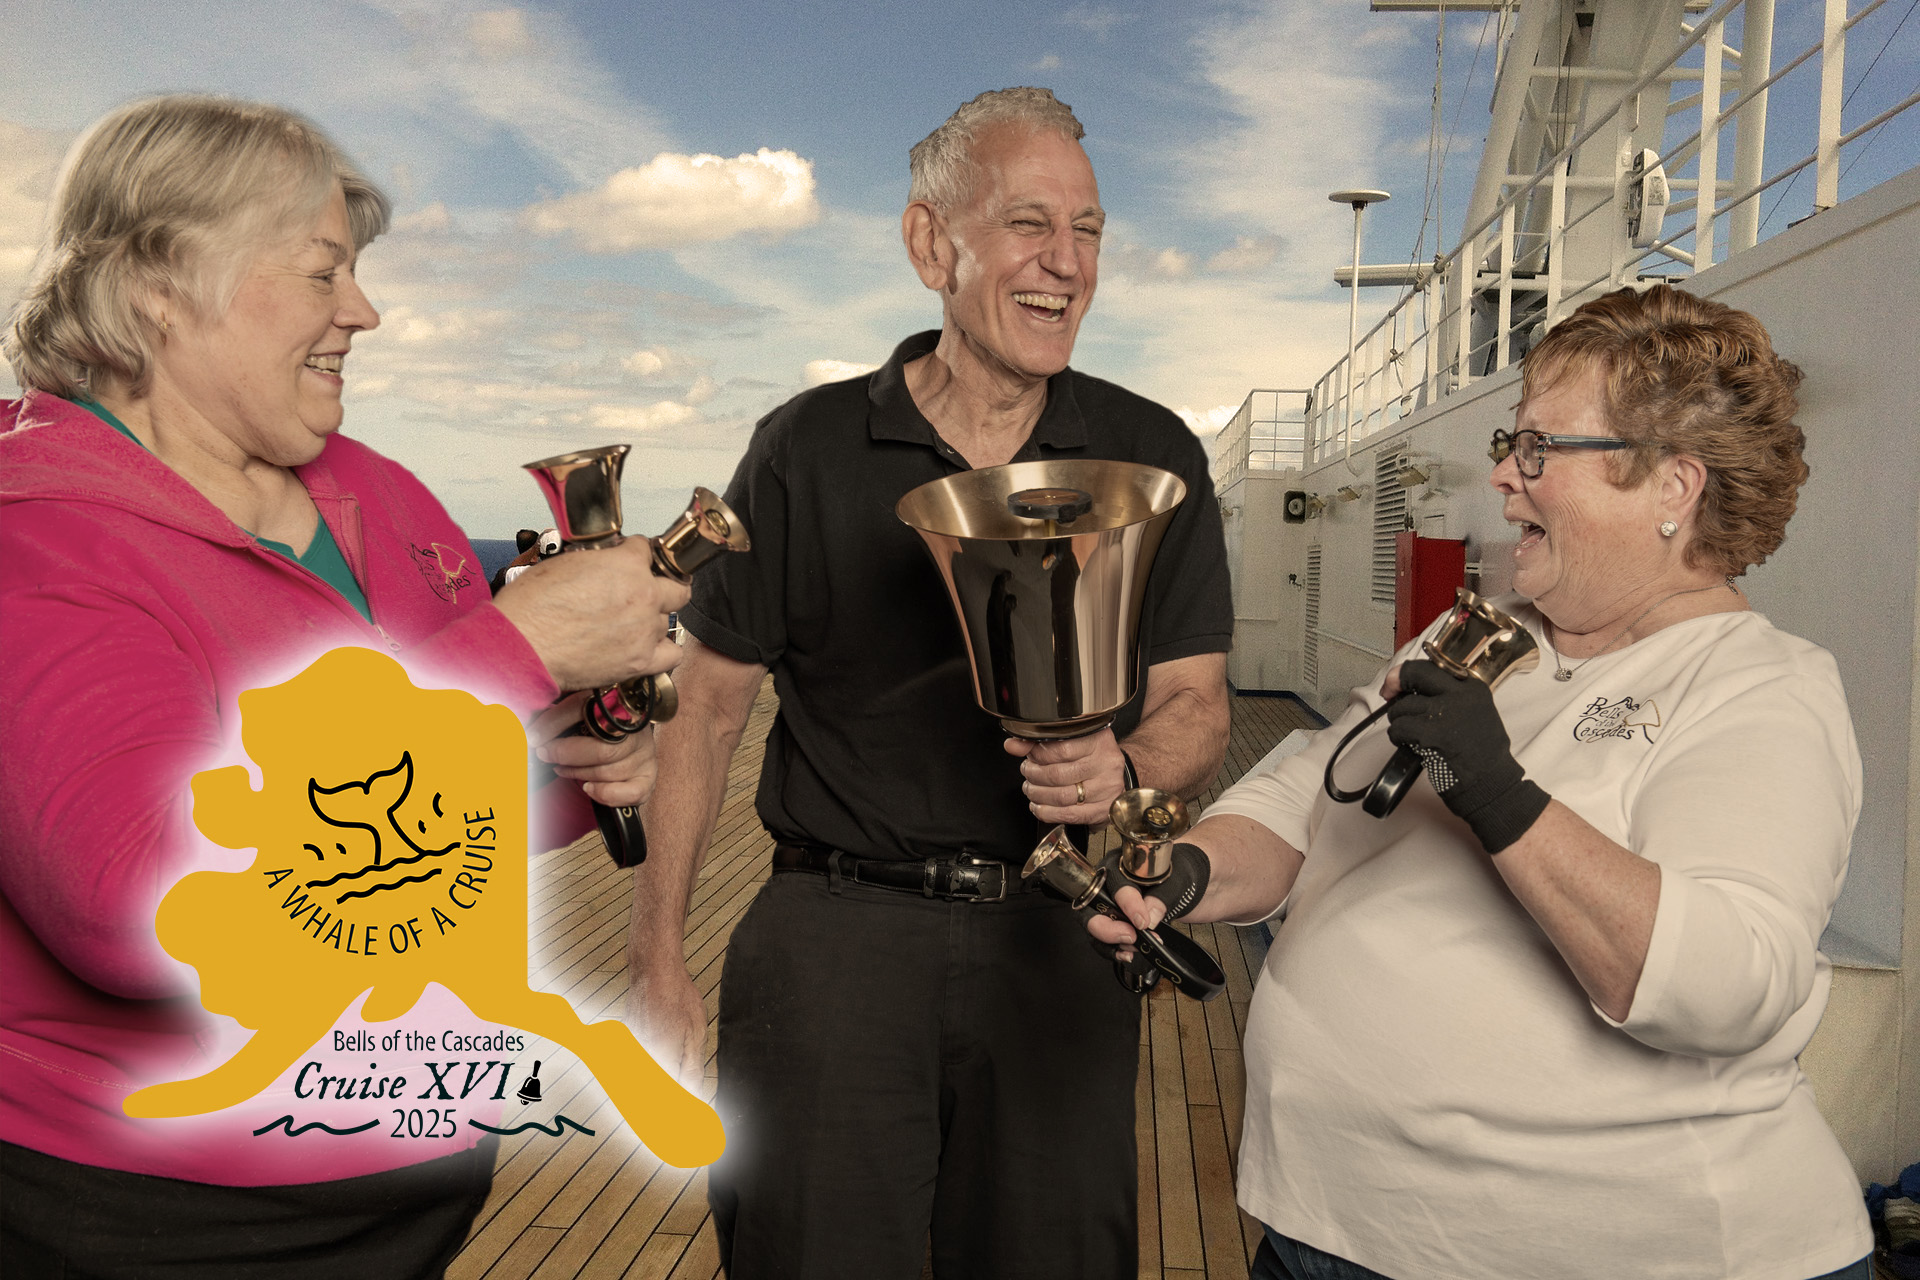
[455,685,1319,1278]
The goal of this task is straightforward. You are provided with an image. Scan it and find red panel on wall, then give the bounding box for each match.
[1395,532,1467,650]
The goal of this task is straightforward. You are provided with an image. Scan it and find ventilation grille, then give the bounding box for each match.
[1370,448,1408,605]
[1303,543,1322,692]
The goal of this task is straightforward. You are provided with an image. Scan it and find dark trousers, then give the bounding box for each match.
[709,869,1142,1280]
[0,1136,495,1279]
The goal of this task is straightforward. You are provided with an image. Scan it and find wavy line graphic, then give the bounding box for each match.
[334,869,443,903]
[307,847,450,889]
[252,1115,382,1137]
[468,1115,597,1138]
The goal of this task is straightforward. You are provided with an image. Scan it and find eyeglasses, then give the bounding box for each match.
[1488,428,1632,479]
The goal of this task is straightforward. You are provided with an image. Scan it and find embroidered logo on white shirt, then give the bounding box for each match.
[1574,695,1664,744]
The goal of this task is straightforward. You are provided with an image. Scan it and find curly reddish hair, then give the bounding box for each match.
[1520,284,1807,576]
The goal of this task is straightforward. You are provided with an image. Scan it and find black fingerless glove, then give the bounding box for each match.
[1385,660,1550,854]
[1123,841,1211,921]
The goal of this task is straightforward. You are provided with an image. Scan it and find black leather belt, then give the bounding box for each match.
[771,843,1019,902]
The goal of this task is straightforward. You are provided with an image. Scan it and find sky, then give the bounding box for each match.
[3,0,1915,536]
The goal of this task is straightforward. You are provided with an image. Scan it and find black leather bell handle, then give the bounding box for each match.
[1087,887,1224,1001]
[596,802,649,870]
[1322,699,1424,820]
[1133,920,1225,999]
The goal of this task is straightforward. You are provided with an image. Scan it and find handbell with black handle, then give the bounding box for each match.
[1023,825,1224,1001]
[1323,587,1539,818]
[524,445,750,867]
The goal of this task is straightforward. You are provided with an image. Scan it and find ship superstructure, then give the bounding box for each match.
[1213,0,1918,1181]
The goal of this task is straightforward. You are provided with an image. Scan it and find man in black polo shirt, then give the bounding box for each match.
[627,87,1233,1279]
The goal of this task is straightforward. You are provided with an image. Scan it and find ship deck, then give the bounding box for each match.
[450,682,1322,1280]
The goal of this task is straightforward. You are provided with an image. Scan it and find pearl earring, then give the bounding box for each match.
[1659,520,1678,537]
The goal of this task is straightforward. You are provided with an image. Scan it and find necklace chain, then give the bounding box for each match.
[1545,578,1738,681]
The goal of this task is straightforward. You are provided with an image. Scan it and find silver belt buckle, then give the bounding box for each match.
[955,852,1007,903]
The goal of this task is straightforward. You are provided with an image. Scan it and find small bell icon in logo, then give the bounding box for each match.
[516,1061,543,1104]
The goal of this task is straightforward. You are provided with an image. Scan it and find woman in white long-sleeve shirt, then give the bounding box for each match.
[1094,284,1871,1280]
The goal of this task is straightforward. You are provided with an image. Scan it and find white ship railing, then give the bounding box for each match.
[1305,0,1919,467]
[1213,388,1312,489]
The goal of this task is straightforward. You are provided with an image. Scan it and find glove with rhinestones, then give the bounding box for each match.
[1385,660,1550,854]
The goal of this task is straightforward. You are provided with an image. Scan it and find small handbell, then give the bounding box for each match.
[1108,788,1191,886]
[522,446,751,866]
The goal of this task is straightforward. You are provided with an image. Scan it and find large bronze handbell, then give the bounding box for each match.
[524,445,751,867]
[899,459,1223,999]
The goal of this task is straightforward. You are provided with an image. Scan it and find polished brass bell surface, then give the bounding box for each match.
[656,486,751,581]
[1109,788,1190,885]
[1423,588,1540,690]
[1022,825,1105,909]
[897,459,1187,739]
[524,445,631,545]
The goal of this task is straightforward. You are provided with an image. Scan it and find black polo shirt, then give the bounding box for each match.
[681,331,1234,864]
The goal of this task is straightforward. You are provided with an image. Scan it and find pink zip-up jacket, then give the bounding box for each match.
[0,391,586,1185]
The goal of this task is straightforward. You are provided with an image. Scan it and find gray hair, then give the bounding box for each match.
[908,87,1086,211]
[4,94,391,398]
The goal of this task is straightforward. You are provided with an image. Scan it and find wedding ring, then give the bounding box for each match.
[1075,781,1086,805]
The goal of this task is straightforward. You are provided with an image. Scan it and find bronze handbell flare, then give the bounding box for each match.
[656,486,751,578]
[1423,589,1540,689]
[524,445,631,545]
[522,445,751,867]
[895,459,1187,740]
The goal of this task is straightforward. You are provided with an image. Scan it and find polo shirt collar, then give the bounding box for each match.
[867,330,1089,458]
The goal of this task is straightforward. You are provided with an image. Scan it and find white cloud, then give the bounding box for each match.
[587,401,699,433]
[523,149,821,253]
[377,304,512,346]
[803,358,878,386]
[1103,236,1196,281]
[620,347,712,390]
[1174,403,1240,437]
[0,121,71,307]
[1033,54,1063,71]
[393,201,453,235]
[1206,234,1285,274]
[1152,247,1194,278]
[1063,5,1132,39]
[466,8,537,58]
[1185,7,1415,291]
[362,0,672,186]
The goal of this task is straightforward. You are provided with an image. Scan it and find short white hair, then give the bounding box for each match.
[4,94,390,397]
[908,87,1086,211]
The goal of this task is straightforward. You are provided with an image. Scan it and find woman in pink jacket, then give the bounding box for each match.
[0,96,687,1275]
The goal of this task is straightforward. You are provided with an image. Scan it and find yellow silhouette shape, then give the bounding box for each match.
[122,646,724,1169]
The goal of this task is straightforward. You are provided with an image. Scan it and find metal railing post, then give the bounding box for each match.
[1731,0,1774,250]
[1696,17,1725,270]
[1817,0,1848,211]
[1456,234,1477,389]
[1547,156,1569,326]
[1422,275,1439,404]
[1496,204,1516,371]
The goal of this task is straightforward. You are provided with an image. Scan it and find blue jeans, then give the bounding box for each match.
[1250,1226,1873,1280]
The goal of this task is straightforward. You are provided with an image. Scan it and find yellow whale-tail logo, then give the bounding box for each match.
[122,645,723,1169]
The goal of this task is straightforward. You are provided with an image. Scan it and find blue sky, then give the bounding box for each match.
[3,1,1915,535]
